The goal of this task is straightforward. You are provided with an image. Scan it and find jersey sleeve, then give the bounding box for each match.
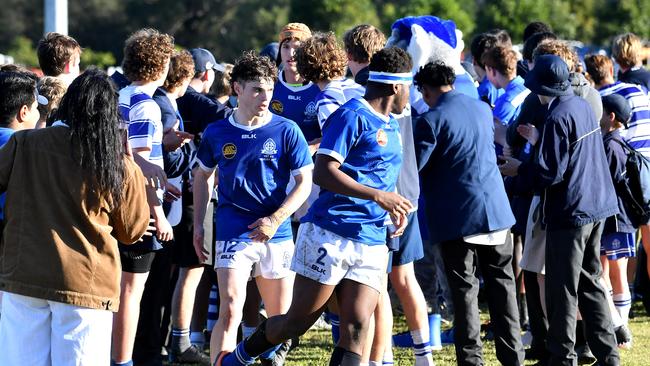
[316,95,341,129]
[492,97,516,126]
[285,124,313,176]
[317,108,362,164]
[128,100,160,151]
[196,126,218,172]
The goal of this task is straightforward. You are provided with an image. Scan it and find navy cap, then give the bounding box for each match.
[189,48,225,73]
[524,54,572,97]
[259,42,279,62]
[602,93,631,127]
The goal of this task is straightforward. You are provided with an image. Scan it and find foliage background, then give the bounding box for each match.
[0,0,649,67]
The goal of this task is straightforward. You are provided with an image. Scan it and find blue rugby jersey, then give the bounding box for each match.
[303,98,403,245]
[196,112,312,243]
[270,71,321,142]
[599,81,650,157]
[477,76,504,108]
[315,78,365,130]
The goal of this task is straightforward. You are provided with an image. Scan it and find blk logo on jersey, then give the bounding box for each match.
[376,129,388,147]
[287,95,301,101]
[222,143,237,159]
[260,138,278,161]
[270,100,283,114]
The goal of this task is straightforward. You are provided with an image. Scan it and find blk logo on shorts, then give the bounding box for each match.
[310,264,326,274]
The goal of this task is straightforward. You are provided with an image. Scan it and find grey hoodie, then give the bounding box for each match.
[570,72,603,120]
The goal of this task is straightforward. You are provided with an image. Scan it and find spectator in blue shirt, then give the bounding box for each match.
[470,33,505,108]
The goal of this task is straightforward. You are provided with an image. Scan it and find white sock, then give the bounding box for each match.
[606,288,624,328]
[369,362,381,366]
[411,329,434,366]
[241,324,257,339]
[383,344,394,366]
[613,292,632,324]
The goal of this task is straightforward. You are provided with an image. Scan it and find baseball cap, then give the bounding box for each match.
[524,54,572,97]
[278,23,311,44]
[189,48,225,73]
[602,94,632,127]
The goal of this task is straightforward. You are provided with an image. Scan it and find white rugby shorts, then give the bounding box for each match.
[214,239,294,279]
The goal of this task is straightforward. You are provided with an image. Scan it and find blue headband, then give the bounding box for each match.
[367,71,413,85]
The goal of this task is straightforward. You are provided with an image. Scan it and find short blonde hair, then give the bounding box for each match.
[533,40,579,72]
[612,33,642,69]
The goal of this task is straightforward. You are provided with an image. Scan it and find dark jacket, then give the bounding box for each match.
[177,86,232,135]
[414,90,515,244]
[517,95,619,229]
[619,67,650,93]
[603,130,635,234]
[152,89,194,179]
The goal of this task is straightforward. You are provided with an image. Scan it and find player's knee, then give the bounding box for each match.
[342,319,366,344]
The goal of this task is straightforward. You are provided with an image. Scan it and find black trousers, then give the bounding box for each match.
[545,220,619,366]
[441,236,524,366]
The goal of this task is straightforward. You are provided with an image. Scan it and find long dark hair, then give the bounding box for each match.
[53,67,125,207]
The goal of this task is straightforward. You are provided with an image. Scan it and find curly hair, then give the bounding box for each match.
[53,68,125,207]
[533,40,579,72]
[368,47,412,74]
[163,50,195,92]
[414,61,456,89]
[231,51,277,86]
[296,32,347,83]
[122,28,174,83]
[37,76,66,123]
[343,25,386,64]
[612,33,643,69]
[481,45,517,77]
[37,32,81,76]
[584,54,613,86]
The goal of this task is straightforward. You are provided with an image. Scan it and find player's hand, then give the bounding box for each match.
[389,213,409,238]
[155,215,174,242]
[163,182,182,202]
[375,191,413,218]
[517,123,540,146]
[138,157,167,190]
[193,225,209,262]
[163,128,194,152]
[498,155,522,177]
[247,216,280,243]
[136,219,156,242]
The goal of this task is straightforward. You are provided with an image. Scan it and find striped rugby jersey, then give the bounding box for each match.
[119,85,164,169]
[315,78,365,130]
[599,81,650,157]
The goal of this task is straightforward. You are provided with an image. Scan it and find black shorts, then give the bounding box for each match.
[171,201,215,267]
[120,247,157,273]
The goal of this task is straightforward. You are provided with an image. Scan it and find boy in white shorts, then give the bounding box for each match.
[215,47,414,366]
[192,51,313,365]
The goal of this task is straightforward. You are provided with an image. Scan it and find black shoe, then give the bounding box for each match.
[259,338,298,366]
[615,324,633,349]
[169,345,211,365]
[576,343,597,365]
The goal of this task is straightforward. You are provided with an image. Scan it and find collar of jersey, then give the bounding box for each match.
[228,110,272,131]
[357,98,390,123]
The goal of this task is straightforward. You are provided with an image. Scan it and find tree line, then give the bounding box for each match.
[1,0,648,68]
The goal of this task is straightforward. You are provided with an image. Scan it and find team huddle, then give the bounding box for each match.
[0,13,649,366]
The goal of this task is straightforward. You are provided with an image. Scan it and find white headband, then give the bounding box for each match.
[367,71,413,85]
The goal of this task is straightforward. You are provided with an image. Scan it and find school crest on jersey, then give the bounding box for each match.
[222,143,237,159]
[376,129,388,147]
[305,101,317,117]
[260,138,278,161]
[270,100,284,114]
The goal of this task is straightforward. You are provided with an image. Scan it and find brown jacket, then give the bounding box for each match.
[0,126,149,311]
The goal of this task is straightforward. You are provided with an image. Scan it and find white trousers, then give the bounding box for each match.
[0,292,113,366]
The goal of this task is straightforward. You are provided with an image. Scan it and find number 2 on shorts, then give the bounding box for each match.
[316,247,327,266]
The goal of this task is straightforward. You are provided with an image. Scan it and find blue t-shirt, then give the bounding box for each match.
[0,127,15,221]
[196,113,313,243]
[302,98,403,245]
[270,72,320,142]
[477,76,504,108]
[493,76,530,126]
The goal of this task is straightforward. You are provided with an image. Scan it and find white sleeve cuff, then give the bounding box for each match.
[198,159,216,173]
[316,148,345,164]
[291,163,314,176]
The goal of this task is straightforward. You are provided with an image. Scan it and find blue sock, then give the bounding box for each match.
[222,341,255,366]
[259,344,281,360]
[328,312,340,344]
[111,361,133,366]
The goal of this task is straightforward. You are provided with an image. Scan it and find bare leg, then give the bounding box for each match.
[112,271,149,363]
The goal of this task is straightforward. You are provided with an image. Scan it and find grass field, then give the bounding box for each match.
[168,303,650,365]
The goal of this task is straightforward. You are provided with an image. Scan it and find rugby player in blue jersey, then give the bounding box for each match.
[215,47,414,366]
